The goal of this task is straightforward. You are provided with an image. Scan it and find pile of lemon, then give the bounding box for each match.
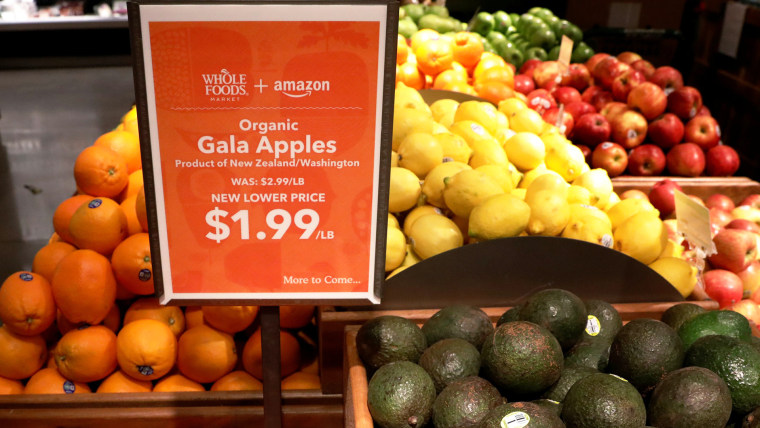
[385,84,697,298]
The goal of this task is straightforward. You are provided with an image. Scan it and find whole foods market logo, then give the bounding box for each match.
[202,69,248,100]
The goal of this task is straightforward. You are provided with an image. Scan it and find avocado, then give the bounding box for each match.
[542,364,598,402]
[562,373,647,428]
[607,318,685,395]
[531,398,562,417]
[647,366,732,428]
[431,376,503,428]
[496,305,522,326]
[685,334,760,415]
[678,309,752,349]
[581,299,622,344]
[751,336,760,354]
[661,302,708,332]
[480,321,563,399]
[421,305,494,349]
[367,361,436,428]
[519,288,588,351]
[356,315,427,372]
[418,337,481,393]
[564,340,610,371]
[480,401,565,428]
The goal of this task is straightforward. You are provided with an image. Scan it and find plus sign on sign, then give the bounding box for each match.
[129,1,397,305]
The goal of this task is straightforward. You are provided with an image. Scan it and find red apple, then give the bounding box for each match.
[595,58,631,89]
[620,189,650,200]
[611,69,645,102]
[705,145,740,177]
[519,58,543,76]
[599,102,629,122]
[709,228,759,273]
[695,105,711,117]
[667,86,703,120]
[581,85,604,104]
[564,101,596,122]
[627,82,668,120]
[576,144,592,165]
[513,74,535,95]
[703,269,745,308]
[740,195,760,209]
[533,61,564,90]
[630,59,656,79]
[706,194,736,212]
[628,144,667,177]
[617,51,642,64]
[542,108,574,136]
[648,113,685,150]
[572,113,611,147]
[560,63,592,91]
[737,260,760,295]
[585,53,612,74]
[726,218,760,234]
[731,299,760,326]
[590,90,615,112]
[666,142,706,177]
[684,115,721,151]
[649,66,684,95]
[592,142,628,177]
[610,110,648,149]
[554,86,582,105]
[648,178,683,217]
[526,89,557,115]
[710,206,733,229]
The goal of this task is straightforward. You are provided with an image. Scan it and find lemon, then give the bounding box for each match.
[385,227,407,271]
[603,191,621,212]
[408,214,464,259]
[393,106,433,150]
[510,108,545,134]
[397,132,444,178]
[433,132,473,164]
[475,164,514,193]
[492,127,516,146]
[569,203,613,231]
[401,243,422,267]
[403,205,444,236]
[572,168,613,209]
[390,150,399,167]
[563,205,614,247]
[567,185,593,205]
[469,138,509,168]
[503,132,545,171]
[453,101,501,135]
[430,98,459,127]
[386,264,410,280]
[409,120,449,135]
[517,164,548,189]
[449,120,494,147]
[388,166,421,213]
[498,97,527,119]
[614,211,668,265]
[648,257,698,298]
[525,173,568,204]
[606,198,659,230]
[495,111,509,130]
[544,140,586,182]
[388,213,400,230]
[421,161,471,208]
[659,238,686,259]
[468,194,530,240]
[442,169,504,218]
[394,82,429,111]
[511,188,527,200]
[526,190,570,236]
[506,162,524,188]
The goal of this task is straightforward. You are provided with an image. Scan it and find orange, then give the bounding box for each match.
[123,118,139,136]
[97,369,153,393]
[69,197,128,255]
[201,305,259,334]
[24,367,91,394]
[0,271,56,336]
[57,304,121,336]
[210,370,263,391]
[116,282,138,301]
[184,306,205,329]
[415,38,454,77]
[120,195,143,236]
[473,52,508,82]
[51,249,117,325]
[73,145,129,198]
[153,373,205,392]
[116,319,177,381]
[474,65,515,88]
[177,325,237,384]
[396,62,425,90]
[48,232,63,244]
[242,328,300,380]
[0,376,24,394]
[0,325,47,380]
[279,305,315,330]
[475,81,515,105]
[32,241,76,283]
[124,297,185,337]
[102,303,122,333]
[94,130,142,174]
[410,28,442,54]
[52,195,94,244]
[118,169,144,202]
[136,186,149,232]
[452,31,484,70]
[53,325,117,383]
[111,233,154,295]
[432,69,468,91]
[397,34,409,65]
[281,371,321,390]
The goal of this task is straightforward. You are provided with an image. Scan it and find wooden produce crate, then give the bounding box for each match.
[0,390,343,428]
[322,300,718,395]
[612,176,760,204]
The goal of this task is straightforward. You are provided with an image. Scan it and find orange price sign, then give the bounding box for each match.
[129,1,397,305]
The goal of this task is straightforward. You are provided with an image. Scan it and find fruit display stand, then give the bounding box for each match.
[612,176,760,204]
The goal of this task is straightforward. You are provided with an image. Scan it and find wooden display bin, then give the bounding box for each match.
[611,176,760,204]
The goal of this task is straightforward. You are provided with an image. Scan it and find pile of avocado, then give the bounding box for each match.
[357,288,760,427]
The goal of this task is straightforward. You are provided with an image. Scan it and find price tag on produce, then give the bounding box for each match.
[129,1,396,305]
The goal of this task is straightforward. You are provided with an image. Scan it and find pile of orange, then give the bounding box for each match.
[396,29,522,105]
[0,108,321,395]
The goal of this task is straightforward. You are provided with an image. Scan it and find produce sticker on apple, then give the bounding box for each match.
[129,1,396,305]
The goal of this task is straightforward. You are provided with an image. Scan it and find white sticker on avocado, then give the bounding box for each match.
[585,315,601,336]
[500,411,530,428]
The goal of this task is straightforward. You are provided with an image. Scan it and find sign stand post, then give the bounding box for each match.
[260,306,282,428]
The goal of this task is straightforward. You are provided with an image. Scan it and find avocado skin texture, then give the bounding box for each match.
[678,310,752,350]
[582,299,622,344]
[647,366,732,428]
[542,364,598,403]
[356,315,427,372]
[367,361,436,428]
[564,340,610,371]
[661,302,707,332]
[431,376,503,428]
[519,288,588,351]
[480,401,565,428]
[418,337,481,394]
[561,373,647,428]
[421,305,494,350]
